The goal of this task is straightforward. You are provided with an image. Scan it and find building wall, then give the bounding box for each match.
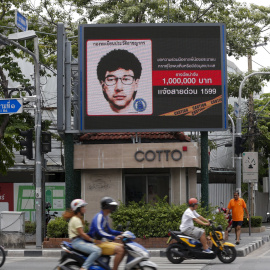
[76,142,201,220]
[82,169,122,221]
[74,142,200,169]
[188,167,197,198]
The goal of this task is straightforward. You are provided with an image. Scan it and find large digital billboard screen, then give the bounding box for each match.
[79,23,227,132]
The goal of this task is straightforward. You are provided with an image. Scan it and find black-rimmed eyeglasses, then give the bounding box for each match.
[104,75,135,86]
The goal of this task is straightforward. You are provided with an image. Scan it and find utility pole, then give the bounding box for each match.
[5,31,42,248]
[248,55,255,216]
[201,131,209,208]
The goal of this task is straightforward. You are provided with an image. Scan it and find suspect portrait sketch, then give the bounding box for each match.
[86,39,153,116]
[97,49,142,114]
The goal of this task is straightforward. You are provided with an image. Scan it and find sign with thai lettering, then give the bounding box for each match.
[15,10,28,32]
[79,23,227,132]
[0,99,23,114]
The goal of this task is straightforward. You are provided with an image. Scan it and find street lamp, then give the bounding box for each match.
[7,30,43,249]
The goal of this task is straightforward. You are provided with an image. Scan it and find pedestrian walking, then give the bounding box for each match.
[226,191,249,245]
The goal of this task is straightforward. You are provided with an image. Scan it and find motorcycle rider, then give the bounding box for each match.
[180,198,213,253]
[63,199,102,270]
[88,197,125,270]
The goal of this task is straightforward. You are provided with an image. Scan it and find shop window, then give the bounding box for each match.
[124,175,169,204]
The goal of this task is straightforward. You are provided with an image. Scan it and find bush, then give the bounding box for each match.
[242,216,262,228]
[111,197,228,238]
[46,217,90,238]
[25,221,36,234]
[47,217,68,238]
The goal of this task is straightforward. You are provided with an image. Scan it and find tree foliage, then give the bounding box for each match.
[70,0,270,58]
[2,0,270,174]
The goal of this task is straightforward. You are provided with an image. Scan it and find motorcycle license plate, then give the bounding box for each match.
[167,236,171,244]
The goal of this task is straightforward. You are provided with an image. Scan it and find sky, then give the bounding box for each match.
[228,0,270,93]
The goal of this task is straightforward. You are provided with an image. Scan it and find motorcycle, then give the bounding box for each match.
[166,220,237,264]
[216,202,232,232]
[45,202,58,236]
[55,230,158,270]
[45,202,58,225]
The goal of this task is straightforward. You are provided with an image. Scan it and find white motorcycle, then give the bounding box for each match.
[56,231,158,270]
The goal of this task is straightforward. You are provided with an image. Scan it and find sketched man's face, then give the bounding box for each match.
[101,68,139,113]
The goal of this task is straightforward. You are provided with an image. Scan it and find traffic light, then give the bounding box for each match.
[19,129,33,160]
[41,132,51,153]
[235,136,247,156]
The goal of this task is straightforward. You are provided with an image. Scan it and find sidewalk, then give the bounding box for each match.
[4,224,270,258]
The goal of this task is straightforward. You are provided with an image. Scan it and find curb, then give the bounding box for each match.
[5,235,270,258]
[236,235,270,257]
[6,249,62,257]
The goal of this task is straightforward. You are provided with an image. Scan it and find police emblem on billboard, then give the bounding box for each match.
[134,98,147,112]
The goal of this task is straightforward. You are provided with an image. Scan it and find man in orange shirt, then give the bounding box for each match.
[226,191,249,245]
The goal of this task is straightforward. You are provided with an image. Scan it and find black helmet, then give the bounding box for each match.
[101,197,118,212]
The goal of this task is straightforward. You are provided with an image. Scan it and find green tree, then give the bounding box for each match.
[0,0,33,174]
[2,0,270,174]
[70,0,270,58]
[0,0,75,174]
[253,93,270,186]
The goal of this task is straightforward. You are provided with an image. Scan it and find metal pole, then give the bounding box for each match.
[268,158,270,214]
[34,36,42,248]
[201,131,209,208]
[167,0,170,23]
[65,41,71,131]
[0,32,42,247]
[228,114,235,168]
[236,72,270,197]
[248,182,251,236]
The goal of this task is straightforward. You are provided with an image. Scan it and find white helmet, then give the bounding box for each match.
[71,199,87,211]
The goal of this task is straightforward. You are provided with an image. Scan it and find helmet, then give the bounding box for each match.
[71,199,87,211]
[101,197,118,212]
[188,198,198,207]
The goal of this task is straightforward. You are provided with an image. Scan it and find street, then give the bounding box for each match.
[2,241,270,270]
[203,240,270,270]
[1,256,207,270]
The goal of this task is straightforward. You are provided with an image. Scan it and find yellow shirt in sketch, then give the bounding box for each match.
[227,198,247,222]
[68,216,83,239]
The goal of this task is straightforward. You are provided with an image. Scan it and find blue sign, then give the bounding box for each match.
[0,99,23,114]
[15,11,28,32]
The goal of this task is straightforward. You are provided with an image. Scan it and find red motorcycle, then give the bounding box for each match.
[216,202,232,232]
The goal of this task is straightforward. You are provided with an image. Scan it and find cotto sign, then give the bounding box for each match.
[135,149,182,162]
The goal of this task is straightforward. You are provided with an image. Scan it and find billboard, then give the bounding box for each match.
[79,23,227,132]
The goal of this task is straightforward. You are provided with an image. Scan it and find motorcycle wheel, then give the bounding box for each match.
[166,243,184,264]
[0,246,6,268]
[61,261,81,269]
[217,246,237,263]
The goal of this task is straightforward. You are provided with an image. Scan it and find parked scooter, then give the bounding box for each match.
[216,202,232,232]
[166,220,237,264]
[45,202,58,236]
[45,202,58,225]
[55,230,158,270]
